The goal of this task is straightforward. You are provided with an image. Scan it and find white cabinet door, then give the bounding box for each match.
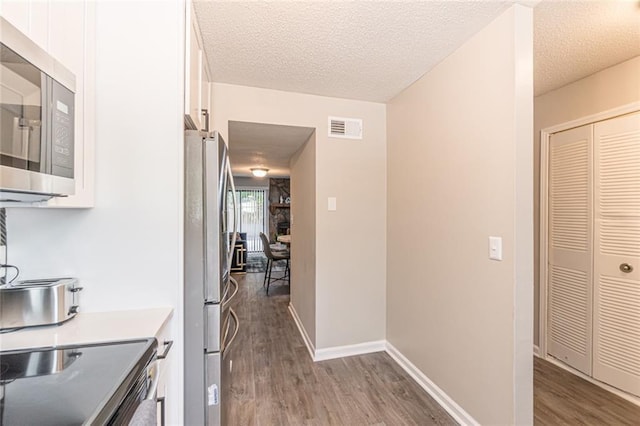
[547,124,593,375]
[185,2,211,132]
[201,65,211,132]
[0,0,47,50]
[46,1,95,208]
[0,1,30,37]
[29,0,49,50]
[1,0,96,208]
[593,112,640,397]
[185,4,202,131]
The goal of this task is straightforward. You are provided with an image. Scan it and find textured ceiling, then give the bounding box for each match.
[199,0,640,174]
[194,1,512,102]
[534,0,640,95]
[196,0,639,101]
[228,121,314,177]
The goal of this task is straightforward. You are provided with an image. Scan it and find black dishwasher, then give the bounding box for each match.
[0,338,157,425]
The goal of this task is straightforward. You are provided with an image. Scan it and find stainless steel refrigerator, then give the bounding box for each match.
[184,129,239,425]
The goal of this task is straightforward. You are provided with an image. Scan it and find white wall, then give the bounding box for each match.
[386,6,533,424]
[212,83,387,350]
[4,1,185,423]
[533,56,640,346]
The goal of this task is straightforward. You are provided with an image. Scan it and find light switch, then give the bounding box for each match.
[328,197,337,211]
[489,236,502,261]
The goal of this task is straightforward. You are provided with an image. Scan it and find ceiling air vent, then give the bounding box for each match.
[328,116,363,140]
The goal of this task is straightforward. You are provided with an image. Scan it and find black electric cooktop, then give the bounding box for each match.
[0,339,156,425]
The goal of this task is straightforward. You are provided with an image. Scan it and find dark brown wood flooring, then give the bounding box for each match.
[534,356,640,425]
[226,272,456,426]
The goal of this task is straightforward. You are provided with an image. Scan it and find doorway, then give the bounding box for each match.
[227,121,315,279]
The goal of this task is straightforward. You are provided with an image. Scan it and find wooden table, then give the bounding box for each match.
[277,234,291,244]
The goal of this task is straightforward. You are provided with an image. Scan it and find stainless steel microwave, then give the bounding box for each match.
[0,17,75,203]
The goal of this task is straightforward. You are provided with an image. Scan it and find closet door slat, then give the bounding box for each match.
[548,124,593,375]
[593,112,640,397]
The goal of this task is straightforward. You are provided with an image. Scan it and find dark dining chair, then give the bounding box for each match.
[259,232,290,295]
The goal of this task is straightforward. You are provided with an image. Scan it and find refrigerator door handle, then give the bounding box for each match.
[221,276,239,310]
[226,157,238,269]
[221,308,239,358]
[204,135,222,303]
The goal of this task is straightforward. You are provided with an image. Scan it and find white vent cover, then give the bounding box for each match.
[328,116,363,139]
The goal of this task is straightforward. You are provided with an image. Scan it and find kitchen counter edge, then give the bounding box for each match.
[0,307,174,351]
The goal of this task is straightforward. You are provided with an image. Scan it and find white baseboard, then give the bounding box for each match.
[385,342,479,426]
[315,340,386,362]
[285,318,481,422]
[288,303,315,360]
[533,345,540,357]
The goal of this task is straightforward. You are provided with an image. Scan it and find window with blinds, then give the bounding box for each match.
[233,189,268,252]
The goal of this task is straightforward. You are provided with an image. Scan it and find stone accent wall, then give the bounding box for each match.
[268,178,290,243]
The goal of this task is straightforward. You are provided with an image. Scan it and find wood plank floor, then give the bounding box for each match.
[226,272,456,426]
[228,272,640,425]
[534,356,640,425]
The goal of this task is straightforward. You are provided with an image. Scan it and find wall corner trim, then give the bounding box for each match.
[314,340,386,362]
[288,303,386,362]
[533,345,540,358]
[288,303,315,360]
[385,342,480,426]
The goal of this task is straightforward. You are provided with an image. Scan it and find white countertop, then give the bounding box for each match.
[0,307,173,351]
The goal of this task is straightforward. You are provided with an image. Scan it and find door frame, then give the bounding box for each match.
[538,101,640,359]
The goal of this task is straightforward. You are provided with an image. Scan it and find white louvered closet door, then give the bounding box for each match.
[548,124,593,375]
[593,112,640,397]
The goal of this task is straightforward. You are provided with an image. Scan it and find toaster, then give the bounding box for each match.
[0,278,82,330]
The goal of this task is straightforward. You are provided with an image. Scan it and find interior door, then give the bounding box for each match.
[547,124,593,374]
[593,112,640,397]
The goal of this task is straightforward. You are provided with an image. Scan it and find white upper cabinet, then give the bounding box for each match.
[47,1,95,208]
[0,1,31,42]
[185,2,210,132]
[201,64,212,132]
[0,0,96,208]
